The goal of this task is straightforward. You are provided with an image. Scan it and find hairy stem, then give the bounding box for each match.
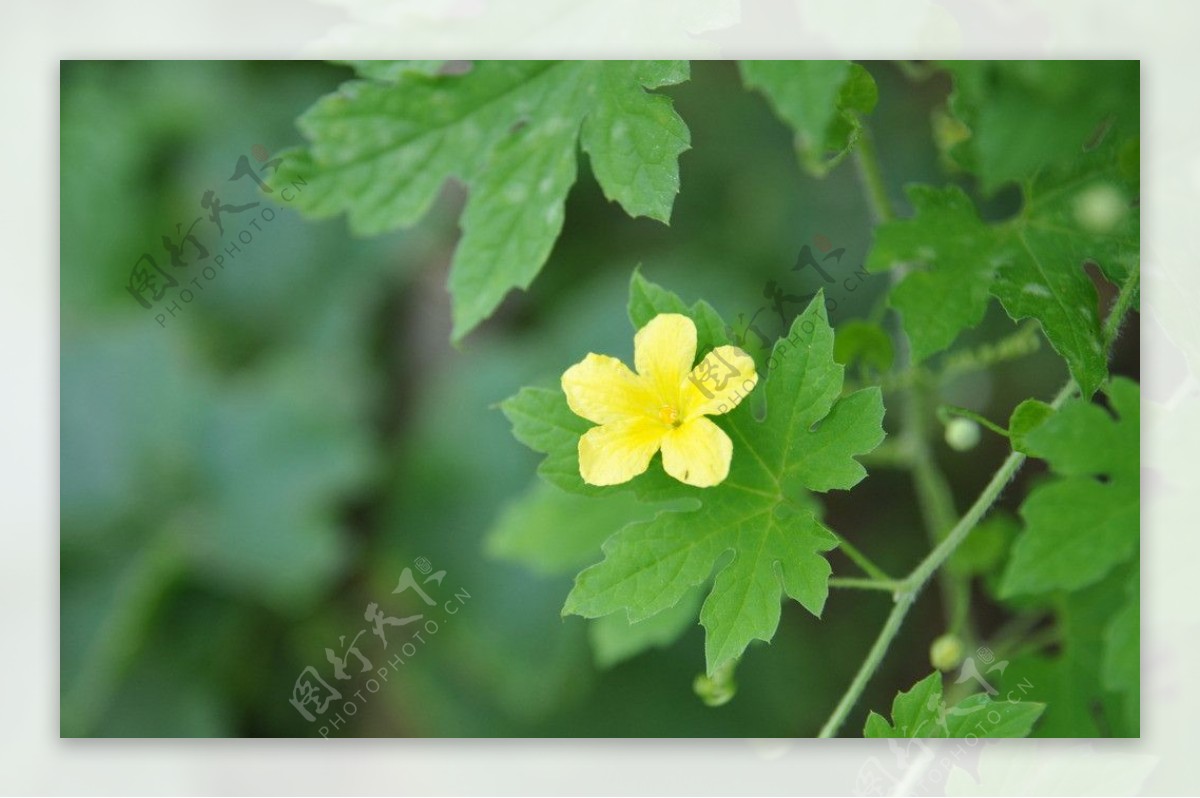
[938,322,1042,380]
[856,127,968,633]
[850,324,1042,397]
[938,405,1010,438]
[820,116,1136,739]
[1103,260,1140,351]
[982,611,1050,661]
[909,380,1075,600]
[829,576,904,592]
[818,590,915,738]
[1004,624,1062,662]
[854,129,895,225]
[905,377,971,638]
[817,378,1078,738]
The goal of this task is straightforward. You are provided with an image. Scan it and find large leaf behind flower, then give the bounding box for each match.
[503,273,885,674]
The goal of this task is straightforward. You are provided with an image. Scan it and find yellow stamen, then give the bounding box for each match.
[659,404,681,427]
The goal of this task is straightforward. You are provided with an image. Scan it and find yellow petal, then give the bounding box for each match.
[578,417,666,486]
[660,417,733,487]
[562,353,657,425]
[634,313,697,407]
[680,345,758,419]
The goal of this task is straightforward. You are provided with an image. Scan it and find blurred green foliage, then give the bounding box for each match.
[61,61,1137,737]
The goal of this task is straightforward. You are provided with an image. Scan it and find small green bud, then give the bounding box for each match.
[945,417,981,451]
[693,661,737,707]
[930,633,965,672]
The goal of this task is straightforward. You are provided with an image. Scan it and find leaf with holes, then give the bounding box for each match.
[866,139,1139,396]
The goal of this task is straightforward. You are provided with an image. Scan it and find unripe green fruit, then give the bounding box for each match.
[930,633,965,672]
[945,417,981,451]
[693,663,737,707]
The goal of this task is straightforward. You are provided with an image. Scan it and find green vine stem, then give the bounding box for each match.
[831,531,894,582]
[939,322,1042,379]
[854,134,973,643]
[817,131,1138,738]
[846,324,1043,397]
[937,405,1010,438]
[829,576,904,592]
[853,127,895,225]
[1103,258,1140,351]
[817,379,1077,738]
[982,610,1050,661]
[904,376,971,638]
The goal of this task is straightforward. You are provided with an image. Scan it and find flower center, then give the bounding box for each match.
[659,404,682,428]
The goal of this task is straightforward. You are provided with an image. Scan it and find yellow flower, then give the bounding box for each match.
[561,313,759,488]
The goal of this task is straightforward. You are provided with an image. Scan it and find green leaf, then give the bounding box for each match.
[485,479,661,576]
[947,512,1018,578]
[866,139,1138,396]
[628,268,730,355]
[865,671,1045,738]
[272,60,691,341]
[1000,378,1139,596]
[1102,570,1139,732]
[864,671,942,737]
[580,62,692,223]
[484,477,702,669]
[940,61,1139,193]
[1102,608,1139,693]
[501,385,605,498]
[1008,399,1054,454]
[833,319,895,374]
[588,585,704,669]
[740,60,878,176]
[506,275,886,675]
[998,568,1136,736]
[867,185,994,363]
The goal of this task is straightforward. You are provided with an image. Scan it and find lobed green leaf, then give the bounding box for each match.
[272,61,692,341]
[740,60,878,177]
[867,140,1138,396]
[865,671,1045,738]
[1000,378,1139,596]
[506,274,886,674]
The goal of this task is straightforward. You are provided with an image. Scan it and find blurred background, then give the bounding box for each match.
[60,60,1138,737]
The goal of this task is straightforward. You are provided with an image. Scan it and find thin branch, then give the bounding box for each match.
[817,378,1079,738]
[831,531,894,583]
[854,129,895,224]
[938,405,1011,438]
[829,576,904,593]
[1103,260,1140,352]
